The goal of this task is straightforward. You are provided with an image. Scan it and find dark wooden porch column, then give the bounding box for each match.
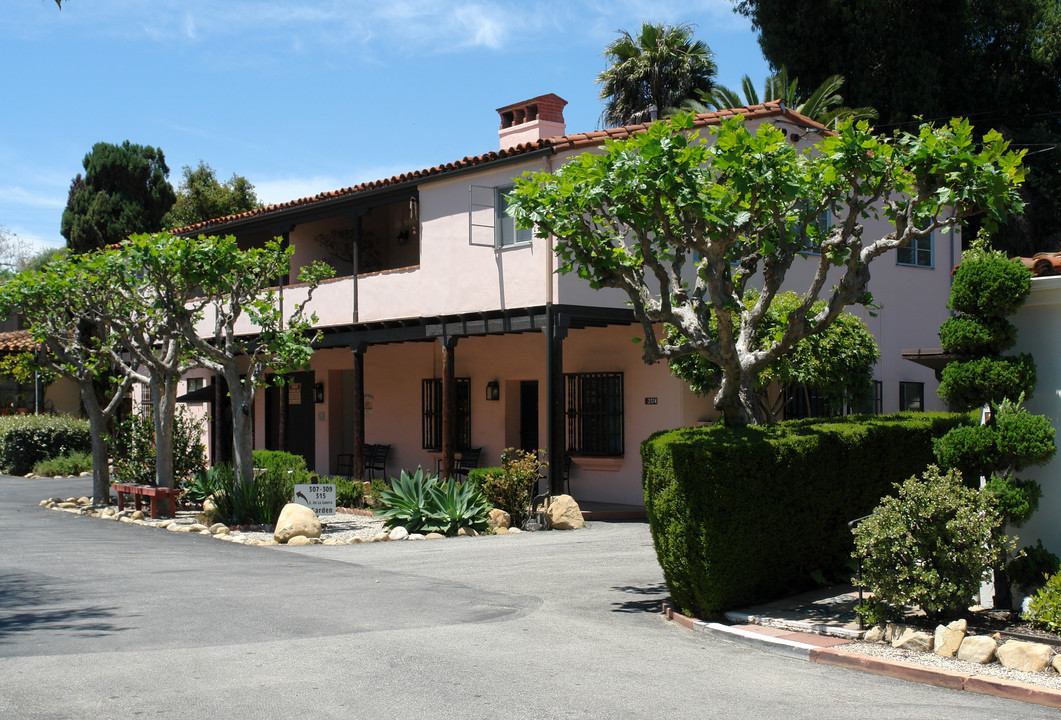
[277,228,293,452]
[351,343,366,480]
[545,305,567,495]
[440,336,458,479]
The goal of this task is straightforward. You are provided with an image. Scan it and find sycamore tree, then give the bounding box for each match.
[509,113,1025,426]
[0,255,135,503]
[150,232,332,485]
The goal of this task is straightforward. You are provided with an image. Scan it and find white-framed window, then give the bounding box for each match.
[896,233,933,268]
[469,184,532,249]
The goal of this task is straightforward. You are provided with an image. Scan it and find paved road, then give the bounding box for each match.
[1,475,1051,719]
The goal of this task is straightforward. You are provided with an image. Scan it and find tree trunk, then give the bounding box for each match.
[714,368,759,426]
[151,373,178,490]
[227,370,255,486]
[80,383,112,505]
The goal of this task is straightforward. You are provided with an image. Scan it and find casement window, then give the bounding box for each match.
[186,377,204,394]
[422,378,471,450]
[469,185,532,249]
[851,380,883,415]
[565,372,624,457]
[896,233,933,267]
[899,381,925,412]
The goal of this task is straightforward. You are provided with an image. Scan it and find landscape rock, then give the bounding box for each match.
[891,627,933,652]
[957,635,998,664]
[77,497,90,505]
[487,508,511,530]
[79,471,91,477]
[863,626,885,643]
[274,503,322,543]
[57,502,78,509]
[65,497,76,503]
[933,619,966,657]
[372,532,389,542]
[186,523,208,533]
[457,527,479,537]
[388,526,410,541]
[288,535,314,546]
[425,533,445,540]
[884,623,905,644]
[408,534,425,540]
[208,523,229,535]
[1053,654,1061,674]
[508,527,521,534]
[996,640,1054,672]
[546,495,585,530]
[156,519,173,528]
[168,523,183,532]
[130,510,145,520]
[495,526,510,535]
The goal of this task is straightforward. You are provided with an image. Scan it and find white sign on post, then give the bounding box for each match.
[292,483,336,515]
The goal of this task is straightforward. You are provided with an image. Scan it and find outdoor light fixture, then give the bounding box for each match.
[314,383,325,404]
[485,380,500,401]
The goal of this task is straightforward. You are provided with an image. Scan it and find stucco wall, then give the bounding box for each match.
[1008,276,1061,556]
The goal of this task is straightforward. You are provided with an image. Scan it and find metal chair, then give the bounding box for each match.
[366,443,390,481]
[336,453,354,478]
[452,447,482,481]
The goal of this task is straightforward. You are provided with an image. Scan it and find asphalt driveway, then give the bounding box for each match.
[1,475,1051,719]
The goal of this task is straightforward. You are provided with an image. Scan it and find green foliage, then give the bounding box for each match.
[184,465,229,504]
[471,448,546,527]
[420,477,491,536]
[667,291,878,419]
[331,475,364,508]
[641,412,973,619]
[204,453,314,526]
[1023,569,1061,634]
[162,161,260,229]
[510,111,1024,426]
[938,316,1017,356]
[376,467,439,533]
[947,247,1032,319]
[61,141,176,253]
[853,466,1012,622]
[937,354,1036,411]
[0,414,91,475]
[110,408,206,485]
[1008,541,1061,590]
[376,466,491,535]
[597,22,717,126]
[32,451,91,477]
[983,475,1043,528]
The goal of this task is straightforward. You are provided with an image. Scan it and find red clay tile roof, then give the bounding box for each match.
[174,100,825,235]
[0,330,39,353]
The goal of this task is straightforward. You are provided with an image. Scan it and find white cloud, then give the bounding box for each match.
[0,187,65,210]
[253,164,419,206]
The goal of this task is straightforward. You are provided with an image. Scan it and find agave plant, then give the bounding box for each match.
[421,477,491,536]
[375,466,439,532]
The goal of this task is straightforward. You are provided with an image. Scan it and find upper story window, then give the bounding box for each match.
[896,233,933,268]
[469,184,532,249]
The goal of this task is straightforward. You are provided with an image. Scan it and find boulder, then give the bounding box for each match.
[1053,654,1061,675]
[457,527,479,537]
[130,510,145,520]
[933,619,967,657]
[957,635,998,664]
[371,532,389,542]
[208,523,229,535]
[863,626,886,643]
[546,494,585,530]
[425,532,445,540]
[495,526,510,535]
[487,508,511,530]
[508,527,521,534]
[186,523,208,533]
[77,496,90,505]
[388,526,409,541]
[891,627,933,653]
[408,533,426,541]
[996,640,1054,673]
[156,519,174,528]
[274,503,322,543]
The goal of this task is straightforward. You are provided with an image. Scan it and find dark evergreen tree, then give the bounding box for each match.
[60,141,176,254]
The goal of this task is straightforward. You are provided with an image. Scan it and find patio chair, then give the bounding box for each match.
[366,443,390,481]
[452,447,482,481]
[336,453,354,478]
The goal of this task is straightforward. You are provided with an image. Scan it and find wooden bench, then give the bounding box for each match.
[112,483,181,519]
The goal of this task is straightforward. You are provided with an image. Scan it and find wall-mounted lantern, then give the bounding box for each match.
[314,383,325,404]
[485,380,500,401]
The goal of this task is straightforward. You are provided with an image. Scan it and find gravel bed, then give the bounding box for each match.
[839,639,1061,690]
[141,507,385,544]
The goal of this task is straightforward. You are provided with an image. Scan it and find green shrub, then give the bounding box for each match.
[184,465,229,504]
[1023,569,1061,634]
[1008,541,1061,591]
[0,414,91,475]
[470,448,545,527]
[853,466,1011,622]
[641,412,974,620]
[331,475,364,508]
[947,247,1031,319]
[938,316,1017,356]
[32,451,92,477]
[376,467,438,533]
[937,354,1037,411]
[111,408,206,485]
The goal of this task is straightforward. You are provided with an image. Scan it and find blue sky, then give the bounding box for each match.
[0,1,769,251]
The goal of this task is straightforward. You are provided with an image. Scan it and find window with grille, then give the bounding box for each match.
[422,378,471,450]
[565,372,624,456]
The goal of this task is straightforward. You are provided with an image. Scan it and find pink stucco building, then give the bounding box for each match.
[175,95,957,507]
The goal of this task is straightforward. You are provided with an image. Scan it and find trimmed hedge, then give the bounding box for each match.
[641,412,975,620]
[0,414,92,476]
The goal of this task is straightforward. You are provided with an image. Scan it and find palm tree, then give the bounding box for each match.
[688,67,877,127]
[597,22,717,127]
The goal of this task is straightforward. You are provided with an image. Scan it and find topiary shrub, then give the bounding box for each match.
[0,414,91,475]
[642,412,973,620]
[853,465,1012,622]
[1008,541,1061,592]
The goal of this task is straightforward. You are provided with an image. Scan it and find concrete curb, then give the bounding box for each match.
[724,609,864,641]
[663,602,1061,710]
